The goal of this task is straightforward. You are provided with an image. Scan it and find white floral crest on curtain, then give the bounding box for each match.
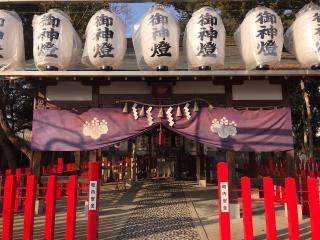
[210,117,237,138]
[83,117,108,140]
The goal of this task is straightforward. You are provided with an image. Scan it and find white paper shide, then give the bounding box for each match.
[185,7,225,70]
[235,7,283,70]
[284,3,320,69]
[82,9,127,70]
[33,9,82,71]
[133,4,180,70]
[0,10,24,71]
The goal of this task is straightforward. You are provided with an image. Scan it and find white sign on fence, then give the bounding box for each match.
[89,180,97,210]
[220,182,229,213]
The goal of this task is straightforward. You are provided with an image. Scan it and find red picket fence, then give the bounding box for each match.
[0,158,89,213]
[0,162,100,240]
[217,162,320,240]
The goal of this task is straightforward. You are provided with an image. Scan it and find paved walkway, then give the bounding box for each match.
[116,180,201,240]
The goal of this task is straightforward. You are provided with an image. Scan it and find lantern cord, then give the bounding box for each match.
[115,98,213,108]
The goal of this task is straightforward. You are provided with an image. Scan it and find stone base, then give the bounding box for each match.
[198,179,207,188]
[35,199,45,215]
[230,203,241,220]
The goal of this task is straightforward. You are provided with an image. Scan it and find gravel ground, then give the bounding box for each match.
[116,180,201,240]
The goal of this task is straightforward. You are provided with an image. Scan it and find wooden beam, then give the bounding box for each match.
[0,69,316,78]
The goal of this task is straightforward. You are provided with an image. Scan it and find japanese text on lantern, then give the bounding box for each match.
[312,12,320,51]
[38,14,61,58]
[94,14,114,58]
[150,12,172,57]
[197,12,218,57]
[255,11,278,56]
[89,180,97,210]
[220,182,229,213]
[0,17,5,58]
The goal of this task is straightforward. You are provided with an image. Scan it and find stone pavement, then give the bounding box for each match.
[116,180,202,240]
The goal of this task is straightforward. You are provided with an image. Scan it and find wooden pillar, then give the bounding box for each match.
[199,144,206,180]
[31,151,42,179]
[127,140,133,180]
[97,149,103,162]
[226,150,237,199]
[89,150,97,162]
[248,152,257,178]
[74,151,81,171]
[285,150,296,178]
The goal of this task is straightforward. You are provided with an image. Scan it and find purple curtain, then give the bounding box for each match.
[31,107,293,152]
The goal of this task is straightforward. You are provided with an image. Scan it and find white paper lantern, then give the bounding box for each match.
[33,9,81,71]
[234,7,283,70]
[82,9,126,70]
[133,4,180,70]
[284,3,320,69]
[185,7,225,70]
[0,10,24,71]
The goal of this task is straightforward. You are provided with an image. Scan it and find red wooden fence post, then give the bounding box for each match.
[263,177,277,240]
[217,162,231,240]
[57,158,64,197]
[14,168,23,212]
[241,177,253,240]
[2,175,17,240]
[307,177,320,239]
[44,176,57,240]
[65,175,78,240]
[300,170,309,216]
[23,175,37,240]
[285,178,300,240]
[87,162,100,240]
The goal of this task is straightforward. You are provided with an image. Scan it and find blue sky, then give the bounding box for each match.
[115,3,178,37]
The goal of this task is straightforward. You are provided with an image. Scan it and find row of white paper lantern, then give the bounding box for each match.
[1,4,320,71]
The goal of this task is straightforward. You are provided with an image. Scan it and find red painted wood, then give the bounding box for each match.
[300,170,309,216]
[57,157,64,172]
[14,168,23,212]
[241,177,253,240]
[275,185,281,202]
[65,175,78,240]
[23,175,37,240]
[280,187,286,205]
[57,158,64,197]
[263,177,277,240]
[2,175,17,240]
[46,166,51,174]
[308,178,320,240]
[285,178,300,240]
[25,168,31,176]
[44,176,57,240]
[87,162,100,240]
[5,169,12,176]
[217,162,231,240]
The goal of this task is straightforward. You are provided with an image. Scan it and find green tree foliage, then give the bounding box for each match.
[170,0,317,35]
[0,2,114,59]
